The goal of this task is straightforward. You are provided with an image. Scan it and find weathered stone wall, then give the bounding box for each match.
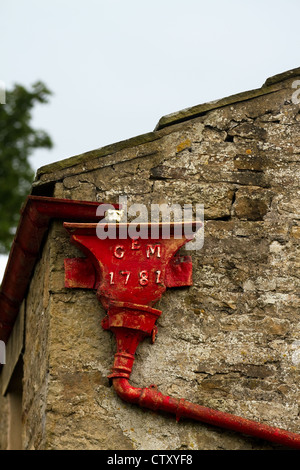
[0,393,8,449]
[2,70,300,450]
[22,235,52,449]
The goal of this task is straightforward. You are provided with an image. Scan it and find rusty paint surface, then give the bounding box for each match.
[64,258,99,289]
[165,255,193,288]
[64,254,193,290]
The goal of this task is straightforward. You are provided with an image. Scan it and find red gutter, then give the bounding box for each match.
[0,196,114,343]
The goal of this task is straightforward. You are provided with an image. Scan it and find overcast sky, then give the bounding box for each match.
[1,0,300,280]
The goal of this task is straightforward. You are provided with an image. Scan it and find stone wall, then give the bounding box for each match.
[1,70,300,450]
[0,393,8,449]
[22,235,52,449]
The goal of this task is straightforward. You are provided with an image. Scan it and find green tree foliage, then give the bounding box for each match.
[0,81,53,254]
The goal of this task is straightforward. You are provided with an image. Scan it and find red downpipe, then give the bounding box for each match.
[103,308,300,450]
[101,304,300,450]
[112,376,300,450]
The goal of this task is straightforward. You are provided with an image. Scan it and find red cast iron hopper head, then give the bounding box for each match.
[63,220,200,380]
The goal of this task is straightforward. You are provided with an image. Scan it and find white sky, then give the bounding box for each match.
[1,0,300,281]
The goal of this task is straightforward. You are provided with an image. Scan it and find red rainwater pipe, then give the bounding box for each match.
[64,221,300,450]
[112,374,300,450]
[102,301,300,450]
